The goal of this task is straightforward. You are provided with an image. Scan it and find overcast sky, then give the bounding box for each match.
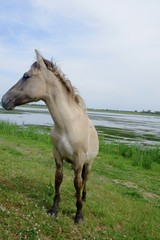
[0,0,160,111]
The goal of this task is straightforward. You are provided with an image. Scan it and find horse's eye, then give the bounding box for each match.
[23,73,30,80]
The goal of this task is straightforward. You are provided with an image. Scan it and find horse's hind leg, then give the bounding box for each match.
[74,166,83,224]
[48,155,63,217]
[81,165,87,201]
[82,163,91,201]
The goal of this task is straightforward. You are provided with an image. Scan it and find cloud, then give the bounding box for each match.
[0,0,160,111]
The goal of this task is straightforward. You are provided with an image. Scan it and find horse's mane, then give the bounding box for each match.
[32,59,86,110]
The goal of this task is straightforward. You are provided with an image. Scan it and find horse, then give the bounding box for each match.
[1,50,99,223]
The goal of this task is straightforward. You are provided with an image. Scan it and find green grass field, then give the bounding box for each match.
[0,121,160,240]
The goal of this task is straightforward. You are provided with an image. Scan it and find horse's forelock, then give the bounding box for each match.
[31,61,40,69]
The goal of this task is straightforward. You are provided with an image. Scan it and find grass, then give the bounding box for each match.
[0,121,160,240]
[96,125,160,144]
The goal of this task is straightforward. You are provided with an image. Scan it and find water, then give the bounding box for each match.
[0,106,160,146]
[0,107,52,126]
[89,111,160,146]
[89,111,160,136]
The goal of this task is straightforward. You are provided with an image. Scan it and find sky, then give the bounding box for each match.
[0,0,160,111]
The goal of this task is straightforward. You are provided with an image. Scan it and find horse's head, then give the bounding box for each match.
[2,50,47,110]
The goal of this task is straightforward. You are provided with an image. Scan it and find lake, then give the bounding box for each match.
[0,106,160,146]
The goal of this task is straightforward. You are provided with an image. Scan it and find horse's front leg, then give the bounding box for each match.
[74,166,83,223]
[48,159,63,217]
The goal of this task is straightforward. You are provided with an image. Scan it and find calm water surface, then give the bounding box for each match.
[0,106,160,146]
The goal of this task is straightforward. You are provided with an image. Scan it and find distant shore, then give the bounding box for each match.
[1,102,159,116]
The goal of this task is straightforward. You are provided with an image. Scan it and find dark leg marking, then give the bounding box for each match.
[82,165,87,201]
[74,167,83,224]
[48,163,63,217]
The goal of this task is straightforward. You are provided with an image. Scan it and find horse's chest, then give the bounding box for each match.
[57,135,74,159]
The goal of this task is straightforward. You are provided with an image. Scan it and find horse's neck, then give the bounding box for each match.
[45,88,79,130]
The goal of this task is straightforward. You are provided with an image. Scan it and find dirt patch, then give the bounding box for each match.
[113,179,160,200]
[112,179,138,189]
[142,191,160,200]
[123,181,138,189]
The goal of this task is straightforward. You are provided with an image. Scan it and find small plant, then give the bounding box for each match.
[131,149,153,169]
[118,143,133,158]
[99,134,107,153]
[124,188,143,199]
[141,152,153,169]
[150,147,160,164]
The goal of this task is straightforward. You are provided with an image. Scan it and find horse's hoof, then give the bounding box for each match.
[74,214,83,224]
[50,212,57,217]
[47,209,57,217]
[82,191,86,201]
[82,196,86,202]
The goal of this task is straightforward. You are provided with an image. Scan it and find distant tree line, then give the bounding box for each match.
[139,110,160,114]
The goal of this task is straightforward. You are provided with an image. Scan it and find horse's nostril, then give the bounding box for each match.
[2,100,5,108]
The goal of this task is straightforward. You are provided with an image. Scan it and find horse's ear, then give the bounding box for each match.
[35,49,46,69]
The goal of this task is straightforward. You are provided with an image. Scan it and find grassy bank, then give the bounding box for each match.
[0,121,160,240]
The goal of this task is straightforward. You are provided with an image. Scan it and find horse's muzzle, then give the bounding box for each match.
[1,94,15,110]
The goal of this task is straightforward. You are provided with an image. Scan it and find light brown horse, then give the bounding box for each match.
[2,50,99,223]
